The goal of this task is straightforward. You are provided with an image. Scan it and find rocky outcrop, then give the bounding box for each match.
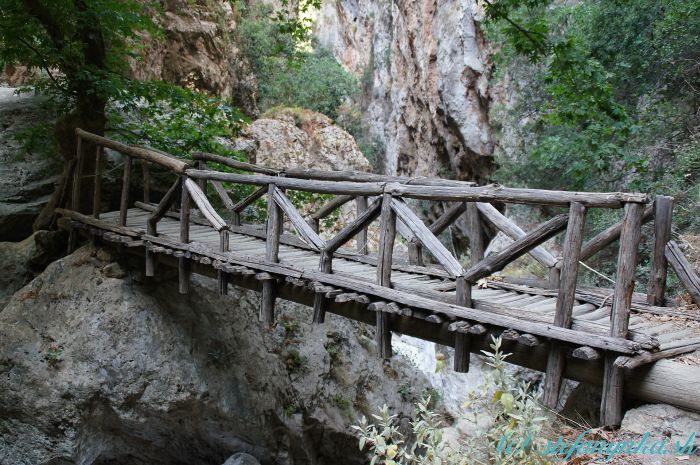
[0,247,429,465]
[0,88,62,241]
[314,0,494,183]
[241,108,372,172]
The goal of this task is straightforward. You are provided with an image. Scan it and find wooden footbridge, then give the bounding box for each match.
[58,129,700,427]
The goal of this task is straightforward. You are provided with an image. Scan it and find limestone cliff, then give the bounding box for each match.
[314,0,494,183]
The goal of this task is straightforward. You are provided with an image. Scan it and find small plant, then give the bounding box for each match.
[354,337,552,464]
[331,393,354,418]
[283,348,308,373]
[397,383,413,402]
[44,342,63,368]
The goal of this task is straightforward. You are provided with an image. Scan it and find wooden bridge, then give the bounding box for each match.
[58,129,700,427]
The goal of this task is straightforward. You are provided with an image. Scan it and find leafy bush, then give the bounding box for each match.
[353,337,551,464]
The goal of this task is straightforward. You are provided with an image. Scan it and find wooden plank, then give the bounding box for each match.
[232,185,267,226]
[312,251,332,324]
[211,180,235,211]
[260,183,281,324]
[192,151,281,175]
[476,202,558,268]
[377,194,396,287]
[615,342,700,369]
[273,188,326,250]
[665,241,700,305]
[76,129,189,173]
[310,194,354,221]
[391,197,464,277]
[463,213,568,282]
[579,204,654,263]
[388,183,648,208]
[601,202,644,427]
[283,167,476,187]
[543,202,587,409]
[184,178,227,231]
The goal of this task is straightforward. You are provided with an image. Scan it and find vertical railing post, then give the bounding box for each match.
[219,229,229,295]
[375,193,396,359]
[356,195,368,254]
[601,202,644,427]
[453,275,472,373]
[93,145,103,219]
[67,135,84,252]
[142,160,150,204]
[465,202,485,264]
[647,196,674,305]
[260,183,281,324]
[312,250,333,324]
[408,241,424,266]
[543,201,587,409]
[178,175,191,294]
[119,156,132,226]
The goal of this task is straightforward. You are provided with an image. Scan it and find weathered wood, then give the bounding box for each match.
[311,195,354,221]
[391,197,464,277]
[71,135,84,212]
[91,145,103,219]
[178,177,191,294]
[184,178,227,231]
[326,200,382,257]
[76,129,189,173]
[192,151,281,175]
[57,209,141,238]
[648,196,674,305]
[219,229,229,295]
[355,196,369,254]
[282,167,476,187]
[543,202,587,409]
[615,342,700,369]
[465,202,485,264]
[455,276,472,308]
[476,202,558,268]
[142,159,150,204]
[273,188,326,250]
[260,183,282,323]
[232,185,268,226]
[211,180,235,211]
[517,333,540,347]
[388,183,648,208]
[119,157,132,226]
[146,179,182,236]
[312,250,332,324]
[601,202,644,427]
[464,213,569,283]
[579,204,654,263]
[454,333,470,373]
[572,346,600,360]
[377,194,396,288]
[409,203,468,265]
[376,309,392,359]
[665,241,700,306]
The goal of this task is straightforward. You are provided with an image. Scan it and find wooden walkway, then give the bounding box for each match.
[58,129,700,427]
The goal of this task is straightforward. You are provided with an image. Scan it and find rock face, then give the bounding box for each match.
[0,88,62,241]
[314,0,494,182]
[0,247,429,465]
[242,108,372,172]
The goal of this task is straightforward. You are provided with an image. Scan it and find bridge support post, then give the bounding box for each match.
[647,196,674,306]
[375,194,396,359]
[466,202,485,264]
[219,230,229,295]
[355,196,368,254]
[312,250,332,324]
[601,202,644,427]
[453,276,472,373]
[178,176,191,294]
[543,202,587,410]
[260,184,282,324]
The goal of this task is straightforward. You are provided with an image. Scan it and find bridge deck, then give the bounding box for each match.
[98,207,698,355]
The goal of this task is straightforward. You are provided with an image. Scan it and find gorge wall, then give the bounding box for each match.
[314,0,495,183]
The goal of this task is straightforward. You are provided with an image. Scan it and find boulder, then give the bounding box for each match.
[0,246,429,465]
[222,452,261,465]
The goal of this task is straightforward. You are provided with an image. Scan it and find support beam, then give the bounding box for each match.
[260,184,281,324]
[312,251,332,324]
[601,202,644,427]
[543,202,587,409]
[647,196,674,305]
[178,177,191,294]
[355,196,369,254]
[665,241,700,306]
[375,194,396,359]
[119,156,132,227]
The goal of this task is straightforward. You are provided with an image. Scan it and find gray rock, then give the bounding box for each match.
[0,88,62,241]
[0,246,429,465]
[222,452,260,465]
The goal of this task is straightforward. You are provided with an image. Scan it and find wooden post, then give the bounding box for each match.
[356,196,368,254]
[260,184,281,324]
[119,156,132,227]
[312,250,332,324]
[454,276,472,373]
[408,242,424,266]
[142,160,150,204]
[543,202,587,409]
[178,176,191,294]
[601,202,644,427]
[93,146,103,219]
[219,229,229,295]
[466,202,485,264]
[647,196,674,305]
[548,265,561,289]
[375,194,396,359]
[68,135,84,252]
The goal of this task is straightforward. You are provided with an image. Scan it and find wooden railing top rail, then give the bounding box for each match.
[186,169,650,208]
[76,129,189,173]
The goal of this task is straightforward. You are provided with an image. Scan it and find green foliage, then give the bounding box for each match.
[237,3,358,119]
[354,337,551,465]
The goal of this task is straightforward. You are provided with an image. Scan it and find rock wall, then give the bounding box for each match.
[0,247,430,465]
[314,0,494,183]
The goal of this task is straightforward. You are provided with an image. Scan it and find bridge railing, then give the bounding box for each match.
[67,130,662,426]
